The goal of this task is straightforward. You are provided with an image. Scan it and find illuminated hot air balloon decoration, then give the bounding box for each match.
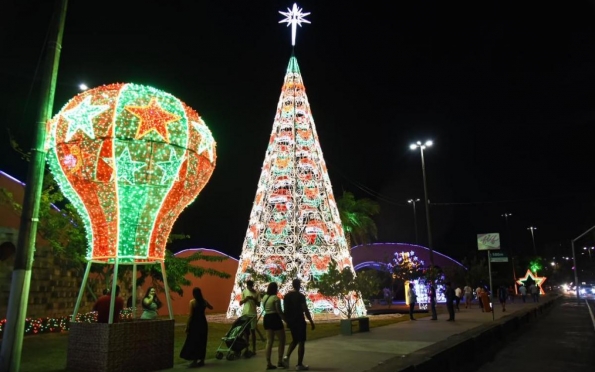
[45,83,216,321]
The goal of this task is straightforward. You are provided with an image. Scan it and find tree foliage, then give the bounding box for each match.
[0,173,230,298]
[460,257,489,287]
[390,252,425,282]
[311,259,379,318]
[337,191,380,247]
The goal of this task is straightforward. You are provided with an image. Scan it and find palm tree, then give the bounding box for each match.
[337,191,380,248]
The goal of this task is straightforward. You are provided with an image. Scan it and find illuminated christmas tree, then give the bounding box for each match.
[227,4,365,318]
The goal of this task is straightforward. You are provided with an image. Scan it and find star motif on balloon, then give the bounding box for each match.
[62,96,110,142]
[125,97,181,143]
[192,120,215,162]
[114,146,146,184]
[516,269,547,295]
[155,148,181,185]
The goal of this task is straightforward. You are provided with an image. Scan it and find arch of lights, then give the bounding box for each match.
[357,250,447,310]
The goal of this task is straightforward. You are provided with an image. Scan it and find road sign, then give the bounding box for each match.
[477,233,501,251]
[490,251,509,263]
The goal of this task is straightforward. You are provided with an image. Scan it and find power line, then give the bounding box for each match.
[328,161,589,207]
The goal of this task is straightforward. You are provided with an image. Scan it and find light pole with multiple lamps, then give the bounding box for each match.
[410,140,434,267]
[527,226,537,255]
[408,198,420,244]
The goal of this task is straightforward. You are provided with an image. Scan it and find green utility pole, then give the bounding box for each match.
[0,0,68,371]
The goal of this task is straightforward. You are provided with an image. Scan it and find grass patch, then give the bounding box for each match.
[18,314,418,371]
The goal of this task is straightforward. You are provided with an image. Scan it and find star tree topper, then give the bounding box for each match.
[279,3,311,46]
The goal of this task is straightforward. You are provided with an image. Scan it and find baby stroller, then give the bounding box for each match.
[215,314,255,361]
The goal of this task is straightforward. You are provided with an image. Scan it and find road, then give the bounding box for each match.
[480,296,595,372]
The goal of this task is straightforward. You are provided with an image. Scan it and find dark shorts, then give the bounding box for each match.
[288,321,307,342]
[263,313,284,331]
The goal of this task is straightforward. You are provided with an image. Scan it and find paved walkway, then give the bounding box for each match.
[164,297,553,371]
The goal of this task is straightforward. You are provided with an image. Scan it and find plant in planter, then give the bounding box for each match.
[312,259,380,319]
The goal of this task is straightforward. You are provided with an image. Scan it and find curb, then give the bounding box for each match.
[366,296,562,372]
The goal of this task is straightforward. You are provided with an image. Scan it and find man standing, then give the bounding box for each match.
[428,283,438,320]
[463,284,473,309]
[407,283,417,321]
[93,285,124,323]
[519,284,527,302]
[445,282,456,321]
[240,280,261,357]
[454,286,462,311]
[498,284,508,312]
[529,283,539,302]
[283,279,315,371]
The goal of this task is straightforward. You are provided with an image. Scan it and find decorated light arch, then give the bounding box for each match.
[45,83,216,322]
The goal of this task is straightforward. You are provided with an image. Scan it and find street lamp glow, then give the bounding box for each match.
[527,226,537,255]
[408,198,420,203]
[79,83,88,91]
[411,140,433,150]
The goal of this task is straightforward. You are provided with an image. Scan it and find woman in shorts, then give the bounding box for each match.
[262,282,287,370]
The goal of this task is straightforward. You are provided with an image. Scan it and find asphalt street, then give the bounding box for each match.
[479,296,595,372]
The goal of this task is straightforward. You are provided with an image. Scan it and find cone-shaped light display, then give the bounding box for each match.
[227,57,366,317]
[45,83,216,263]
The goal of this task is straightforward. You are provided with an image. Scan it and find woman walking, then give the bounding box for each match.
[180,287,213,368]
[262,282,287,370]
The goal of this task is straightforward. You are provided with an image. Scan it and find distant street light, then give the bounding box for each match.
[584,246,593,261]
[408,198,421,244]
[79,83,88,91]
[410,140,434,267]
[527,226,537,255]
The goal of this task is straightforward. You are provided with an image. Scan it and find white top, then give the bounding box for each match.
[464,286,472,294]
[262,294,280,314]
[455,287,462,297]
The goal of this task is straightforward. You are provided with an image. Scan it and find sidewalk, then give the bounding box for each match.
[164,297,552,371]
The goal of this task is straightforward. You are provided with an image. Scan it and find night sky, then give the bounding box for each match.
[1,0,595,262]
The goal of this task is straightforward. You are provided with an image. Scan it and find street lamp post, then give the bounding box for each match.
[501,213,517,294]
[584,247,593,261]
[408,198,420,244]
[527,226,537,255]
[571,225,595,300]
[410,140,434,267]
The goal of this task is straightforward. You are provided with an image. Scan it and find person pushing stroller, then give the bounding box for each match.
[240,280,261,357]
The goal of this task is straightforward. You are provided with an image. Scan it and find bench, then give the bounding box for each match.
[340,317,370,336]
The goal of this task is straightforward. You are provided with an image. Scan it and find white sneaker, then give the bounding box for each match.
[296,365,309,371]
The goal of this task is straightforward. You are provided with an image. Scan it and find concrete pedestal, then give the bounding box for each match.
[67,319,174,372]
